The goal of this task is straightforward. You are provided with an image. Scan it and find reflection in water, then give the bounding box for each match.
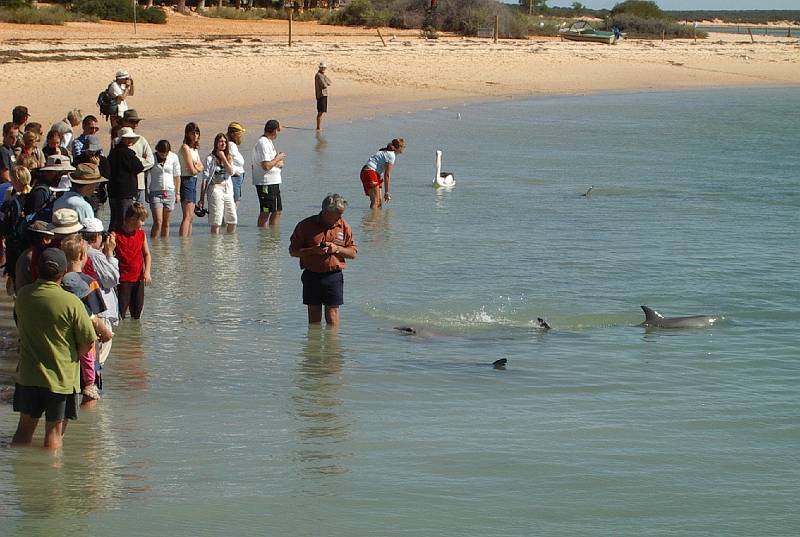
[314,131,328,154]
[433,185,455,210]
[256,226,284,314]
[360,208,393,247]
[293,327,351,479]
[4,395,145,534]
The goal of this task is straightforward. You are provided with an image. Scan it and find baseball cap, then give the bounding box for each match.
[228,122,246,133]
[37,248,67,279]
[81,217,104,233]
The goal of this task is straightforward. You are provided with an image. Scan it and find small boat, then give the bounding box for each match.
[559,20,623,44]
[433,150,455,188]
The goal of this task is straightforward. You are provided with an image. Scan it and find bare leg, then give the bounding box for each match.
[226,223,236,234]
[368,187,382,209]
[257,211,269,228]
[150,206,162,239]
[11,414,39,446]
[43,420,66,450]
[316,112,323,130]
[179,202,194,237]
[161,208,173,238]
[210,225,220,235]
[268,211,281,226]
[307,305,323,324]
[325,306,340,326]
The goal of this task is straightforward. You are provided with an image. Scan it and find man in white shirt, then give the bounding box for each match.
[107,70,134,119]
[251,120,285,227]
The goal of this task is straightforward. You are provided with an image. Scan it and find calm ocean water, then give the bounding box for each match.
[1,87,798,536]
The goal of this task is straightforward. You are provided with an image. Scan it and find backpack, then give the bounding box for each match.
[1,194,30,276]
[97,85,118,119]
[1,184,57,277]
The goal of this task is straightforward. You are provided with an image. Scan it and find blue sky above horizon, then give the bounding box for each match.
[500,1,798,9]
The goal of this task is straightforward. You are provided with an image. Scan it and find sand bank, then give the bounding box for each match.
[1,13,799,135]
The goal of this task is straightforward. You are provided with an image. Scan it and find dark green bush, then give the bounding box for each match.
[610,0,666,19]
[0,5,97,24]
[610,13,706,38]
[73,0,166,24]
[0,0,31,8]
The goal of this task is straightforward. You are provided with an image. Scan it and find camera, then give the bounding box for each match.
[319,240,326,248]
[194,205,208,218]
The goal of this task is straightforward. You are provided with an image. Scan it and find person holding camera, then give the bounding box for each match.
[108,70,134,119]
[289,193,357,326]
[199,133,237,235]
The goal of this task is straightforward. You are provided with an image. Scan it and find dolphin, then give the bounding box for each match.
[536,317,552,330]
[492,358,507,370]
[640,305,720,329]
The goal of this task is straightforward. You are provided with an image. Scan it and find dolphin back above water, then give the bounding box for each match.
[640,305,720,329]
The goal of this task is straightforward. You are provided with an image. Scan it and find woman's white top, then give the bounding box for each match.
[178,145,200,177]
[148,151,181,191]
[228,141,246,177]
[204,154,231,185]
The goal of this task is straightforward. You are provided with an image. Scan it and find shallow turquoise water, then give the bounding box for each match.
[1,87,798,536]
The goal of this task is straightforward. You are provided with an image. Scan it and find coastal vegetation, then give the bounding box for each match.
[0,0,166,25]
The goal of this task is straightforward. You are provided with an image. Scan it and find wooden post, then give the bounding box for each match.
[788,27,791,38]
[288,10,293,47]
[376,27,387,46]
[133,0,137,34]
[493,15,499,43]
[661,29,665,42]
[747,28,754,43]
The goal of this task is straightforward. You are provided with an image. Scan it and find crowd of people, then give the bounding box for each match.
[0,65,410,449]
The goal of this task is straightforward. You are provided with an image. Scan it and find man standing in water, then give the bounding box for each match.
[315,62,332,131]
[289,193,357,326]
[252,120,285,227]
[11,248,96,449]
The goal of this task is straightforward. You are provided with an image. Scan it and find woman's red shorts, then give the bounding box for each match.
[360,168,382,195]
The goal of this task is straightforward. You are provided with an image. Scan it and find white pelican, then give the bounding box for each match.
[433,150,455,188]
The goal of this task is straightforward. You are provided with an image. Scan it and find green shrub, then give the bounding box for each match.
[0,0,32,9]
[610,13,706,38]
[203,6,265,19]
[610,0,666,19]
[0,5,97,24]
[73,0,166,24]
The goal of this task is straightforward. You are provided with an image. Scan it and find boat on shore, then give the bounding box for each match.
[559,20,623,44]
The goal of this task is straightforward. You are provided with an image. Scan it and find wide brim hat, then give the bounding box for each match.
[116,70,130,79]
[85,134,102,152]
[118,127,139,140]
[47,208,84,235]
[69,163,108,185]
[122,109,143,122]
[40,154,75,172]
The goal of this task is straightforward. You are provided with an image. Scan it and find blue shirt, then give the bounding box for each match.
[364,150,396,175]
[53,191,95,222]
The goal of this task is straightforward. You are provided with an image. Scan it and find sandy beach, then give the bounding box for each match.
[1,12,799,134]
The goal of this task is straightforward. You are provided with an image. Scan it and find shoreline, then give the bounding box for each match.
[1,16,798,138]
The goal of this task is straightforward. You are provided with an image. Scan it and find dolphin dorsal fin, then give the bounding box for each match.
[641,306,664,321]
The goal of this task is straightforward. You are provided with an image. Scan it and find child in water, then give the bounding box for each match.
[114,202,152,319]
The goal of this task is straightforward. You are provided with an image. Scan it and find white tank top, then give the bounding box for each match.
[178,145,200,177]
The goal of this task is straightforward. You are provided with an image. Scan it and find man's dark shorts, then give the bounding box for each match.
[317,96,328,114]
[302,269,344,306]
[256,184,282,214]
[13,384,79,421]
